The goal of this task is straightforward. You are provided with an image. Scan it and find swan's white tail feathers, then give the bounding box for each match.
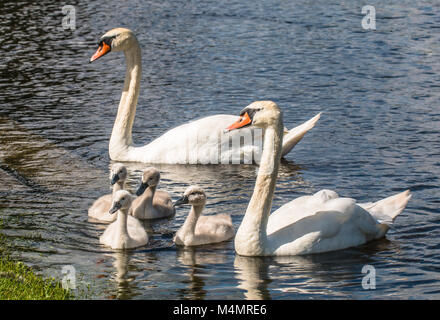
[281,112,322,157]
[368,190,412,225]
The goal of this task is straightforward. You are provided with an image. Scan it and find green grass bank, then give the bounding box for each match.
[0,220,72,300]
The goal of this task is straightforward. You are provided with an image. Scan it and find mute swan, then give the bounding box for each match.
[100,190,149,249]
[89,28,321,164]
[88,163,128,222]
[130,167,175,219]
[173,186,235,246]
[226,101,412,256]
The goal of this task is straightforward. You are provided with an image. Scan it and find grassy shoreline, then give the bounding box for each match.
[0,220,72,300]
[0,257,72,300]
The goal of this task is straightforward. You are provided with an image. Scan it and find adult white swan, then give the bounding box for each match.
[89,28,321,164]
[226,101,412,256]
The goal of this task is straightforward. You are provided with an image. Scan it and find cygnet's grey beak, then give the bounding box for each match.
[109,202,122,214]
[110,173,120,185]
[136,182,149,196]
[173,195,189,207]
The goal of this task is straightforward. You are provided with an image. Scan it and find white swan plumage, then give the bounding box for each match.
[173,186,235,246]
[89,28,321,164]
[267,189,411,235]
[227,101,411,256]
[130,167,175,219]
[88,163,127,222]
[100,190,149,250]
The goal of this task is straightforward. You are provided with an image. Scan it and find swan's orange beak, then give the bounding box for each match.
[225,112,252,131]
[89,42,111,63]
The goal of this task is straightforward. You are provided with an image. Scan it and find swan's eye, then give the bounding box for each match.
[101,35,117,47]
[239,108,260,118]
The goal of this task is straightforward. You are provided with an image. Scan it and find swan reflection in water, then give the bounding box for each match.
[105,251,134,299]
[234,239,396,299]
[176,245,230,300]
[100,215,396,300]
[233,255,339,299]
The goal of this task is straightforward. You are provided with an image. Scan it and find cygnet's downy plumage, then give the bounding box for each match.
[100,190,149,250]
[174,186,235,246]
[88,163,128,222]
[130,167,175,220]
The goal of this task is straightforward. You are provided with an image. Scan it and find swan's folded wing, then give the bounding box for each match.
[88,194,114,221]
[194,214,235,244]
[358,190,411,225]
[267,191,341,235]
[281,113,321,157]
[127,215,149,243]
[268,210,349,255]
[358,202,390,224]
[153,190,175,210]
[128,114,244,164]
[267,196,313,235]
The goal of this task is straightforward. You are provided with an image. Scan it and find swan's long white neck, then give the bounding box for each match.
[112,180,125,196]
[138,186,156,214]
[109,41,142,160]
[116,208,129,238]
[235,117,283,256]
[180,205,204,237]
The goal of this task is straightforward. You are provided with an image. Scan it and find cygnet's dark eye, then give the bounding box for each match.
[190,192,204,198]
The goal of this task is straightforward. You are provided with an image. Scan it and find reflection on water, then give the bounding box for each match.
[234,256,272,300]
[234,239,402,300]
[176,247,231,300]
[1,0,440,299]
[109,251,133,299]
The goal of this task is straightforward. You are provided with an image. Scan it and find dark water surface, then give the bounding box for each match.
[0,0,439,299]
